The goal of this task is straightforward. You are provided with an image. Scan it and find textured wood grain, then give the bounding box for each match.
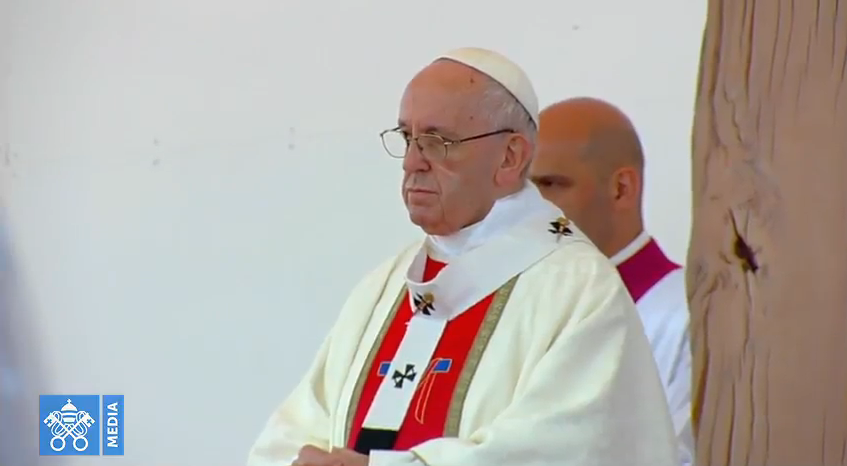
[688,0,847,465]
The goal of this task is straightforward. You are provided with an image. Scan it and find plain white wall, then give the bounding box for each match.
[0,0,705,464]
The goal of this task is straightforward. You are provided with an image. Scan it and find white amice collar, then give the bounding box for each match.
[405,186,571,321]
[609,230,651,266]
[426,183,554,261]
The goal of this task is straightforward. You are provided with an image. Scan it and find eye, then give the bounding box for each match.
[533,177,573,189]
[418,134,445,149]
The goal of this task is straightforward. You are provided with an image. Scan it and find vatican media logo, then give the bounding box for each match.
[39,395,124,456]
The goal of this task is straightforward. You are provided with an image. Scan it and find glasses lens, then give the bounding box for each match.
[417,135,447,160]
[381,131,408,158]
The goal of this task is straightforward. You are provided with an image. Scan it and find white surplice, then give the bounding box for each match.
[247,185,679,466]
[610,232,693,466]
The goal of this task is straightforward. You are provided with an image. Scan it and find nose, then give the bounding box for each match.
[402,140,430,172]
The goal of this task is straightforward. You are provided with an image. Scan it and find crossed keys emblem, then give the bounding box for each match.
[43,399,96,452]
[412,292,435,316]
[548,216,573,239]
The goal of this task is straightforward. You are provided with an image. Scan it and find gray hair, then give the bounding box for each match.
[477,80,538,164]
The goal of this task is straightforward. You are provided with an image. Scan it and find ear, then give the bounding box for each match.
[495,134,532,185]
[608,166,640,209]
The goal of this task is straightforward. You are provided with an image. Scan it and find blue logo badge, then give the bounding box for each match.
[101,395,125,455]
[39,395,124,456]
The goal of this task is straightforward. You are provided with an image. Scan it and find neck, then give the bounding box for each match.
[427,182,556,261]
[492,183,524,201]
[601,210,643,255]
[608,228,650,266]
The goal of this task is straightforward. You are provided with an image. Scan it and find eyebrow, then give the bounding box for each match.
[396,120,461,139]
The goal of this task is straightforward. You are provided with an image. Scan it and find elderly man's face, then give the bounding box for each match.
[397,61,510,236]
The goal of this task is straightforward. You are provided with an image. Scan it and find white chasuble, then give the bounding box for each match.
[357,208,567,448]
[247,202,680,466]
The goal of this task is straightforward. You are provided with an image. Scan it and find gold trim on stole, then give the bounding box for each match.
[443,275,517,437]
[344,286,408,444]
[343,276,519,444]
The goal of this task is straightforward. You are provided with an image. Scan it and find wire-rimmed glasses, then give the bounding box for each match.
[379,127,515,161]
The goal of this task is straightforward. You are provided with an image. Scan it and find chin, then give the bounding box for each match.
[407,210,441,235]
[407,210,427,228]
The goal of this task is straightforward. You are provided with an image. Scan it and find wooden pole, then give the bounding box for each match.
[688,1,847,465]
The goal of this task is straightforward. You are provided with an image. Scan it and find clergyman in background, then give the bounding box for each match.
[530,96,693,466]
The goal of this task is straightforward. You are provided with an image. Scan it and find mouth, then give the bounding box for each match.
[406,188,437,195]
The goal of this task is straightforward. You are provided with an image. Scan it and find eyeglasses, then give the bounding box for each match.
[379,127,515,161]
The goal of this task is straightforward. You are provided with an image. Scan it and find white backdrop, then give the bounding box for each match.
[0,0,705,464]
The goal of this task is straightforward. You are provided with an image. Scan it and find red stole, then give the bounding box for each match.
[616,239,681,302]
[347,256,495,451]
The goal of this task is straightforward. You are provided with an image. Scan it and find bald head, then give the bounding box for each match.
[539,97,644,175]
[529,97,645,257]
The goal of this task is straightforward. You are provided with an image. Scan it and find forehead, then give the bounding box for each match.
[398,60,485,134]
[532,107,596,172]
[532,136,590,175]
